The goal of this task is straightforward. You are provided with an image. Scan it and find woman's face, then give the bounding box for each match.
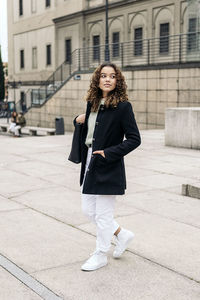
[99,66,117,97]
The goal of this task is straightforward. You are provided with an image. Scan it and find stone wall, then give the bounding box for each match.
[25,67,200,131]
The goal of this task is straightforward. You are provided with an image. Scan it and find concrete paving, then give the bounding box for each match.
[0,130,200,300]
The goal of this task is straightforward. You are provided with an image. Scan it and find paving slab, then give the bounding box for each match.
[32,252,200,300]
[10,186,87,226]
[0,130,200,300]
[0,209,95,274]
[0,195,25,212]
[128,173,195,189]
[79,212,200,282]
[0,169,58,197]
[123,189,200,227]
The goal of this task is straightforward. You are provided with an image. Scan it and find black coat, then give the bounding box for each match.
[74,101,141,195]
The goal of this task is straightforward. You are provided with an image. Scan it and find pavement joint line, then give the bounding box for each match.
[0,253,63,300]
[122,204,200,230]
[0,208,29,214]
[4,195,200,286]
[126,248,200,285]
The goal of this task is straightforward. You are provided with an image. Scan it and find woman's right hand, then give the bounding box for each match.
[76,114,85,124]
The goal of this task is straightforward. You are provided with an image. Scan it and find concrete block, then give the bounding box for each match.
[159,78,168,90]
[157,113,165,126]
[182,183,200,200]
[133,70,145,79]
[167,69,178,78]
[147,90,156,101]
[124,71,132,80]
[133,100,146,112]
[147,70,158,79]
[147,78,157,90]
[147,101,157,113]
[167,90,178,103]
[159,69,168,78]
[179,78,191,90]
[148,113,157,124]
[192,109,200,149]
[168,78,178,90]
[157,102,167,114]
[135,112,147,123]
[165,107,200,149]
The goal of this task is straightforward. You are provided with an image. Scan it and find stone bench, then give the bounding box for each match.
[165,107,200,149]
[25,126,56,136]
[0,124,10,132]
[0,123,56,136]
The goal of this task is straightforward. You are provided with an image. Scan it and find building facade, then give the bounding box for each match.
[7,0,200,129]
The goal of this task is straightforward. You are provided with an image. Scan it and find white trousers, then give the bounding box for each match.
[14,125,21,136]
[81,147,119,253]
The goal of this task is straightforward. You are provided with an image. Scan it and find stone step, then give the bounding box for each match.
[182,183,200,200]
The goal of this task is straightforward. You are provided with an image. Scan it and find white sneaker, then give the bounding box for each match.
[113,229,134,258]
[81,250,107,271]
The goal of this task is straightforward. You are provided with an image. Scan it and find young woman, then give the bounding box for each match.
[74,62,141,271]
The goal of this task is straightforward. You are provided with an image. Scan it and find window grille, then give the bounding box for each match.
[112,32,120,57]
[93,35,100,61]
[134,27,143,56]
[187,18,198,51]
[160,23,169,54]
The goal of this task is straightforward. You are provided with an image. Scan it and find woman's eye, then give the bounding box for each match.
[111,75,116,79]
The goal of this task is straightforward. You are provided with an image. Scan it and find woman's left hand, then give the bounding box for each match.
[93,150,105,158]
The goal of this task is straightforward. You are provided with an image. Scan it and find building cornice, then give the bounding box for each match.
[53,0,147,23]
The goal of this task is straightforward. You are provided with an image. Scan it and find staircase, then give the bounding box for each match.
[16,48,84,112]
[15,33,200,113]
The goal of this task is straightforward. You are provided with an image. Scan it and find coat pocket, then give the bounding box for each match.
[95,155,123,186]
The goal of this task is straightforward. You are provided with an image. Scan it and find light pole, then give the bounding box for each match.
[105,0,110,61]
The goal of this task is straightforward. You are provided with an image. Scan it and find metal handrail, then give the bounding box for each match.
[25,32,200,109]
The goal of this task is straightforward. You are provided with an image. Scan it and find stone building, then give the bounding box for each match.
[7,0,200,129]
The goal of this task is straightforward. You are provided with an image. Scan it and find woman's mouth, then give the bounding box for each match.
[104,84,111,87]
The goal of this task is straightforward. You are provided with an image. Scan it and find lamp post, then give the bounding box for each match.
[105,0,110,61]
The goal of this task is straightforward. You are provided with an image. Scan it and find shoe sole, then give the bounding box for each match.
[113,233,135,259]
[81,261,107,271]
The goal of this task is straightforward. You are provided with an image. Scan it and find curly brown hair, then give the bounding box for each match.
[85,63,128,112]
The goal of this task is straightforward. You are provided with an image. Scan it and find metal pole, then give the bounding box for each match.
[13,81,16,104]
[105,0,110,61]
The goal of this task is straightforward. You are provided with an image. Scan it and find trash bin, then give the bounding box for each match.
[55,117,65,135]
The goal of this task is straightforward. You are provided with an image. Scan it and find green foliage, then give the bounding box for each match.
[0,49,5,101]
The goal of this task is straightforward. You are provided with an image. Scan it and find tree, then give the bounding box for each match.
[0,48,5,101]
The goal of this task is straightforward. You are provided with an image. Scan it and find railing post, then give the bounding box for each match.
[38,89,40,106]
[78,48,81,71]
[53,73,55,87]
[147,39,150,65]
[179,34,182,64]
[30,91,32,107]
[45,82,48,100]
[121,43,124,68]
[99,46,101,65]
[60,64,63,82]
[69,57,72,75]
